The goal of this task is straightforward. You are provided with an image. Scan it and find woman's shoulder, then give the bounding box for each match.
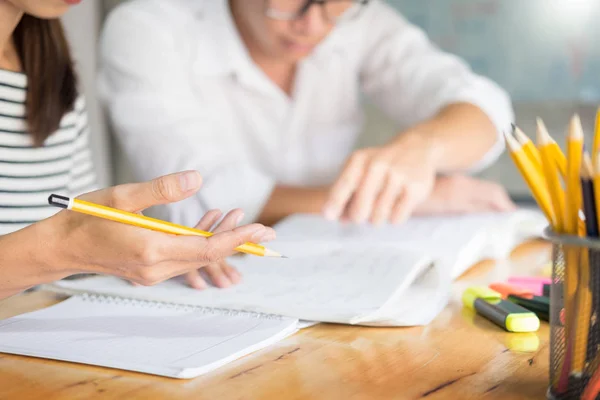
[0,69,27,89]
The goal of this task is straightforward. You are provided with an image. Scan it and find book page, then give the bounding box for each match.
[272,210,547,277]
[0,295,298,379]
[50,243,441,325]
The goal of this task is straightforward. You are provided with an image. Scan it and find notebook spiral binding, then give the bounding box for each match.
[79,293,288,321]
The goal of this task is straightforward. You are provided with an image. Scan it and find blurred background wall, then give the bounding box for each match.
[62,0,600,200]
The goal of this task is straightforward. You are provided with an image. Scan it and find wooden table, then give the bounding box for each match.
[0,241,553,400]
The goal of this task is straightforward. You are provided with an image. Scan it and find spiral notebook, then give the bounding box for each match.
[0,294,298,379]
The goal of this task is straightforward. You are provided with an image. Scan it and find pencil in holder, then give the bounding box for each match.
[544,228,600,400]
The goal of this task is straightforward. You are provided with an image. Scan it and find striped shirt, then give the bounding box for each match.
[0,69,97,235]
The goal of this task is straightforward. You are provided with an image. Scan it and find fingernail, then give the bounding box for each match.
[217,275,231,288]
[230,270,242,283]
[323,205,338,221]
[353,213,367,225]
[179,171,202,192]
[251,227,267,242]
[236,212,245,225]
[259,230,276,242]
[190,277,207,290]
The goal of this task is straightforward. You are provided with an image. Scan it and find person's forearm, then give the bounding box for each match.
[393,102,499,172]
[257,185,329,226]
[0,222,69,299]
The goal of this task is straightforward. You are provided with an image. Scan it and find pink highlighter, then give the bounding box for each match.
[507,276,552,296]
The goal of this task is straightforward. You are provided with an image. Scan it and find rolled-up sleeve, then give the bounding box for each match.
[357,0,514,173]
[97,4,275,225]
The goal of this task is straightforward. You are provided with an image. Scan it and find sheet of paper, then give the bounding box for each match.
[0,295,298,379]
[50,243,441,325]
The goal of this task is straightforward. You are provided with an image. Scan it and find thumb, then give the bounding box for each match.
[101,171,203,213]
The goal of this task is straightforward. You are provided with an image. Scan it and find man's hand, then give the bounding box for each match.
[415,175,516,216]
[323,132,439,225]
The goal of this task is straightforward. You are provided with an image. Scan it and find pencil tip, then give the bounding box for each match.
[503,130,519,150]
[536,118,552,144]
[569,114,584,139]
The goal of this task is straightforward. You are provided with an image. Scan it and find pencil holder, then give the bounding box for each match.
[544,228,600,400]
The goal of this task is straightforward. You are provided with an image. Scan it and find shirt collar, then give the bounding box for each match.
[192,0,256,78]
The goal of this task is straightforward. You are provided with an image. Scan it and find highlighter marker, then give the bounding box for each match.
[462,287,540,333]
[488,283,550,322]
[489,282,535,299]
[543,283,551,297]
[507,294,550,322]
[507,276,551,296]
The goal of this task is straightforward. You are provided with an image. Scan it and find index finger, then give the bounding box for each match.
[323,153,367,220]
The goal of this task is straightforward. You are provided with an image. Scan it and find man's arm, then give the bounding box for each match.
[256,186,329,226]
[355,0,514,173]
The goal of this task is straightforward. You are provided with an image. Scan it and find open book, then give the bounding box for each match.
[272,208,547,279]
[48,209,546,327]
[0,294,298,379]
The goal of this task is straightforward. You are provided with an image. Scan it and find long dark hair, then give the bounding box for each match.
[12,15,78,146]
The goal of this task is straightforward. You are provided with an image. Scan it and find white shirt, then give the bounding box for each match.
[98,0,514,226]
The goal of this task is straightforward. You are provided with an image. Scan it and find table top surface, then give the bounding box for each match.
[0,241,552,400]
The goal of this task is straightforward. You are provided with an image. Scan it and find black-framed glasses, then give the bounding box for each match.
[265,0,370,23]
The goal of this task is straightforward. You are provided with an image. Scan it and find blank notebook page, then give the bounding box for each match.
[0,295,298,379]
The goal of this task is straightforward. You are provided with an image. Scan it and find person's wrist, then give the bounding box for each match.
[390,128,445,171]
[34,212,80,279]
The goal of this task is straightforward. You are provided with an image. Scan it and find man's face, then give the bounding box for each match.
[240,0,337,62]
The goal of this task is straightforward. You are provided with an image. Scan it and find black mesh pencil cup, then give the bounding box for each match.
[544,228,600,400]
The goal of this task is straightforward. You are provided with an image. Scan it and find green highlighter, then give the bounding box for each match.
[462,286,540,333]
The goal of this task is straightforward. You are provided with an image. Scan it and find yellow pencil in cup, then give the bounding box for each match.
[48,195,285,258]
[544,119,568,181]
[504,131,555,225]
[537,118,566,232]
[513,124,543,176]
[571,152,593,374]
[595,151,600,231]
[565,115,584,235]
[594,108,600,167]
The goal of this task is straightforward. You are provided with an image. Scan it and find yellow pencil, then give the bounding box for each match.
[594,108,600,167]
[513,124,543,175]
[571,153,593,374]
[565,115,584,235]
[595,152,600,231]
[541,118,568,182]
[48,195,284,258]
[554,145,568,181]
[504,131,555,225]
[537,118,566,232]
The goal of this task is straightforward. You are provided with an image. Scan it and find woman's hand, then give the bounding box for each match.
[183,208,271,289]
[414,175,516,216]
[322,132,439,225]
[43,171,274,286]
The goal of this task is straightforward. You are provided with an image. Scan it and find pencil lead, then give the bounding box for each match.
[503,130,520,151]
[513,125,531,145]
